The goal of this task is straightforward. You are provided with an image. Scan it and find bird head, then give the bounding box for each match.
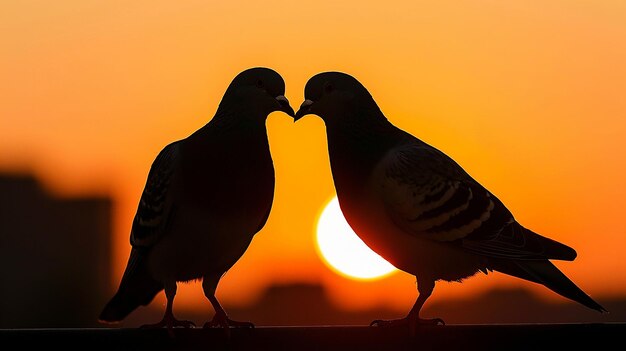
[294,71,377,123]
[219,67,295,118]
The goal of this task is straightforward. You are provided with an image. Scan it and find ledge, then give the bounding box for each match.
[1,324,623,350]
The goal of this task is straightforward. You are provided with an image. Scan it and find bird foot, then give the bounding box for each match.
[370,316,445,327]
[140,316,195,339]
[203,314,254,329]
[140,318,196,329]
[371,316,444,337]
[203,313,254,339]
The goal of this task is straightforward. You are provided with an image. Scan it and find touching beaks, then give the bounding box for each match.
[275,95,295,117]
[294,99,313,121]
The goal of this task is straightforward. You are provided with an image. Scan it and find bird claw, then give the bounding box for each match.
[371,316,444,337]
[370,319,384,327]
[140,318,196,329]
[370,317,445,327]
[202,315,253,339]
[418,318,446,325]
[175,320,197,328]
[203,315,254,329]
[140,317,195,339]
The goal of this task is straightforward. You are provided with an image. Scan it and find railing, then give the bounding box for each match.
[1,324,622,350]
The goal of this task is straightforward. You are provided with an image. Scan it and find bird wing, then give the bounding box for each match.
[130,140,181,248]
[378,140,575,260]
[100,141,180,321]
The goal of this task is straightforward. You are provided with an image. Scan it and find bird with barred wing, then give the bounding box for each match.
[294,71,606,330]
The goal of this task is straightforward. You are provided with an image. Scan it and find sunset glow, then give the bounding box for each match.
[1,1,625,320]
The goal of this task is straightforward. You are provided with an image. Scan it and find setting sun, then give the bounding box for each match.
[316,196,397,280]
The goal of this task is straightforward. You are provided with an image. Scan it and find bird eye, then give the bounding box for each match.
[324,82,334,94]
[256,79,264,88]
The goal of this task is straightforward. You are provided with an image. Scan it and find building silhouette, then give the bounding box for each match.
[0,173,112,327]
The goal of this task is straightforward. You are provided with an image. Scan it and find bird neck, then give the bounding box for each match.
[209,103,269,131]
[187,108,270,152]
[325,109,399,189]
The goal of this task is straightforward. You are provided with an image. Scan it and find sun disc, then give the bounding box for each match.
[316,197,397,280]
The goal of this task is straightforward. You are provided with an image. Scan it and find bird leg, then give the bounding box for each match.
[141,282,196,337]
[202,278,254,331]
[371,279,444,332]
[204,296,255,328]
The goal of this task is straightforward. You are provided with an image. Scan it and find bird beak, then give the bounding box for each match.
[294,99,313,121]
[275,95,295,117]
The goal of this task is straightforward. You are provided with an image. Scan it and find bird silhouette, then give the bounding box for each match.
[99,67,294,334]
[294,71,606,330]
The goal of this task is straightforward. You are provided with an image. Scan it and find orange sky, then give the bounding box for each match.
[1,1,626,313]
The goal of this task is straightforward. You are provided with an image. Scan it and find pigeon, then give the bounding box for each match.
[99,67,295,334]
[294,71,606,329]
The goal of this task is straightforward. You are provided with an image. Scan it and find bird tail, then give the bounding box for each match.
[491,259,607,313]
[99,249,163,323]
[524,228,577,261]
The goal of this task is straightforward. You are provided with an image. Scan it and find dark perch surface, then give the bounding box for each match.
[1,324,622,350]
